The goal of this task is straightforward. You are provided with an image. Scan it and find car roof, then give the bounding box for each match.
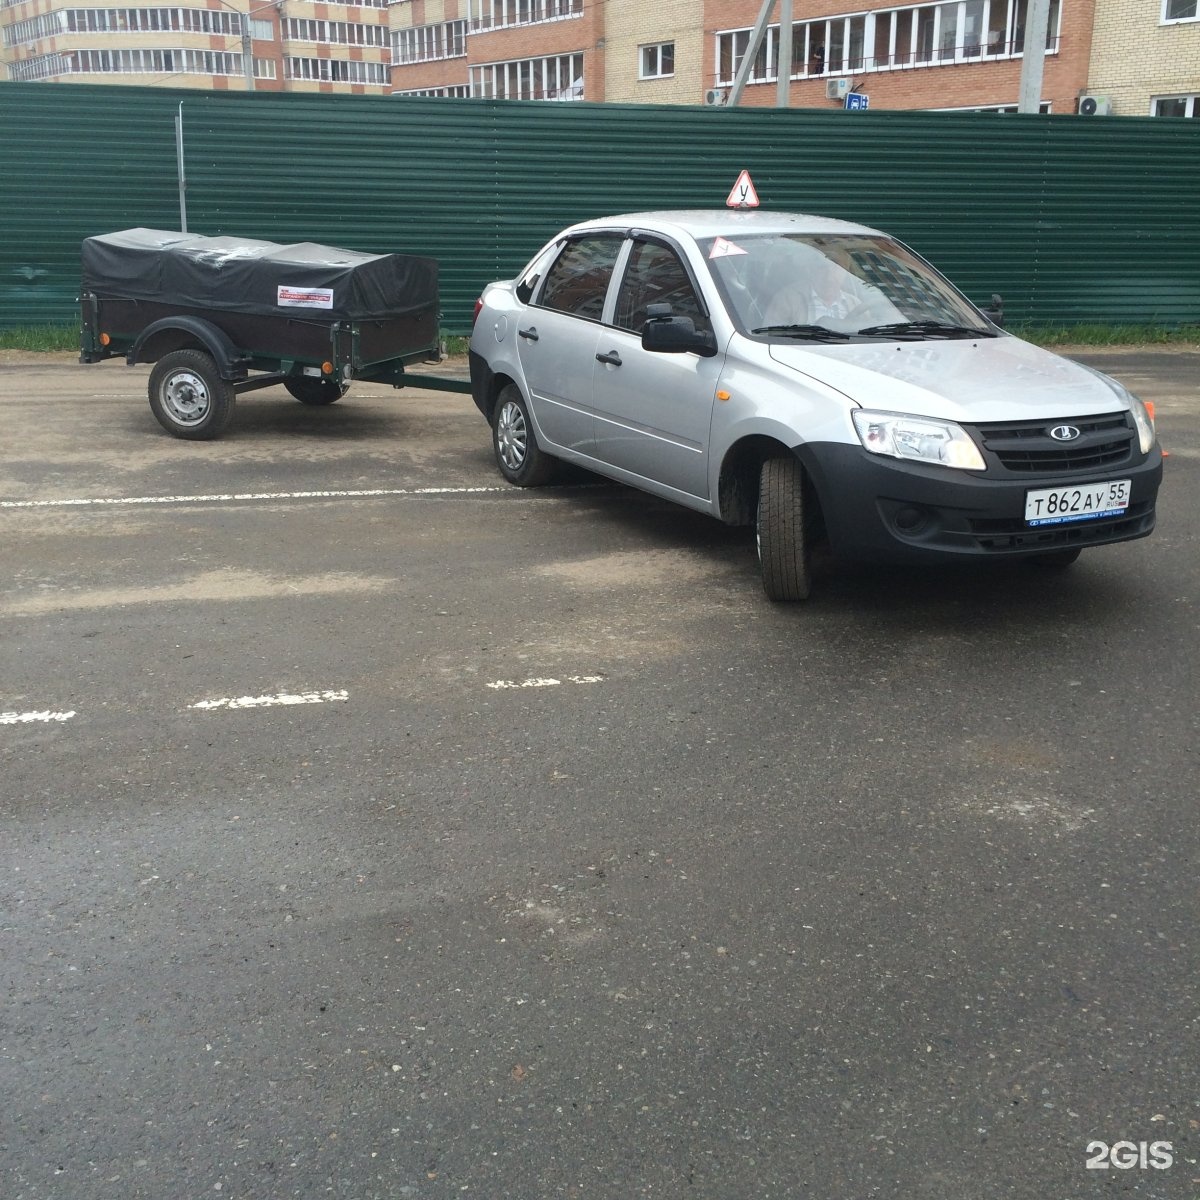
[560,209,885,241]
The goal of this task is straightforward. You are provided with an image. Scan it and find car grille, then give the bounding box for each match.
[968,413,1134,474]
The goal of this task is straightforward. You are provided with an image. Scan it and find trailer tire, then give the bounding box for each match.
[757,456,812,601]
[148,349,235,440]
[285,377,348,406]
[492,384,558,487]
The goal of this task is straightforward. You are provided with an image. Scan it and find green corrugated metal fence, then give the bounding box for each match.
[1,81,1198,332]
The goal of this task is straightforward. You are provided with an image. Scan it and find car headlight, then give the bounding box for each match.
[852,409,986,471]
[1129,396,1156,455]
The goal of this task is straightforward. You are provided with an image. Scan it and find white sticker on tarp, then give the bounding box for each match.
[708,237,748,259]
[278,286,334,309]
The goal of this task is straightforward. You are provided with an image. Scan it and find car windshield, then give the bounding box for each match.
[699,232,994,340]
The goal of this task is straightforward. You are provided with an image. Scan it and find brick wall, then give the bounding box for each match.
[1089,0,1200,114]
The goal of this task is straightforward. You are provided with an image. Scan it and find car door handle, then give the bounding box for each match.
[518,326,539,342]
[596,350,622,366]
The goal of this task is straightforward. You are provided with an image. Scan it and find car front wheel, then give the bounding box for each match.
[492,384,557,487]
[757,456,812,601]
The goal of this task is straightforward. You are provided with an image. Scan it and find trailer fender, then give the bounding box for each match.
[127,316,249,380]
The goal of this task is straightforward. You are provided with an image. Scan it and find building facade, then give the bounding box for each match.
[1,0,392,92]
[1088,0,1200,115]
[3,0,1197,115]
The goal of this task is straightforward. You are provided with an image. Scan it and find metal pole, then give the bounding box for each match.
[728,0,776,107]
[175,103,188,233]
[776,0,793,107]
[1017,0,1050,113]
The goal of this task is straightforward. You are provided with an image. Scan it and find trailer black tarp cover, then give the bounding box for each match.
[81,229,438,320]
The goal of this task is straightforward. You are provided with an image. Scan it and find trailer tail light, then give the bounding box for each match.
[473,297,483,327]
[99,332,111,346]
[321,361,334,375]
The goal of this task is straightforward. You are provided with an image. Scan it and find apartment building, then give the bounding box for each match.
[4,0,1196,115]
[389,0,1091,110]
[1088,0,1200,115]
[1,0,392,91]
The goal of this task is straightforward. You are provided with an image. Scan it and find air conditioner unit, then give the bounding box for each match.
[704,88,727,107]
[1078,94,1111,116]
[826,78,850,100]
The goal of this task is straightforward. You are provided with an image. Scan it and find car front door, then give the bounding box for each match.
[590,238,720,501]
[516,235,623,455]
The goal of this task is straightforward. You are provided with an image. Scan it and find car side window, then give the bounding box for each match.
[613,241,710,334]
[537,236,623,321]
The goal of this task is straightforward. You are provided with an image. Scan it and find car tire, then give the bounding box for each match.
[758,456,812,601]
[284,377,348,406]
[492,384,558,487]
[1029,547,1083,569]
[148,349,235,440]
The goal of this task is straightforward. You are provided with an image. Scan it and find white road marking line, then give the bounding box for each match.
[1,710,76,725]
[0,487,507,511]
[188,689,349,711]
[487,675,605,691]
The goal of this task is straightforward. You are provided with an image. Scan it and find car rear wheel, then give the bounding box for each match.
[493,384,557,487]
[757,456,812,601]
[148,349,235,440]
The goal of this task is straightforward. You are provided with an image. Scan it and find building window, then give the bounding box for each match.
[284,19,386,48]
[717,27,777,83]
[717,0,1060,85]
[640,41,674,79]
[1153,94,1198,115]
[285,57,388,84]
[32,46,277,78]
[470,0,582,32]
[470,52,584,100]
[1163,0,1198,20]
[393,19,467,63]
[394,85,472,97]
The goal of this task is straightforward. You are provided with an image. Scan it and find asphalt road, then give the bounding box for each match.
[2,349,1197,1200]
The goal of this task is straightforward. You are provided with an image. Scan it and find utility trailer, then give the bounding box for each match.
[80,228,469,439]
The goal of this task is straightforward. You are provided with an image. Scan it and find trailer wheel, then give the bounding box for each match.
[757,456,812,601]
[285,377,349,406]
[492,384,557,486]
[148,349,235,440]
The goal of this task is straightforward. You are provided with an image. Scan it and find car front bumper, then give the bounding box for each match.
[797,441,1163,564]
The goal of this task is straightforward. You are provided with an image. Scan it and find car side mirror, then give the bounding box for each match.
[980,293,1004,328]
[641,313,718,358]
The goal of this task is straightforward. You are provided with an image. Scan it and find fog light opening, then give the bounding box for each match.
[893,506,926,533]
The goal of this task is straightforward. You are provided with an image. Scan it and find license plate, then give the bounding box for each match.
[1025,479,1131,526]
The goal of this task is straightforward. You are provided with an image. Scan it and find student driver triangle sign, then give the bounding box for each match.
[726,170,760,209]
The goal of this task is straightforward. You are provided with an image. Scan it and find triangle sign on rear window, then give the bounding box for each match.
[726,171,760,209]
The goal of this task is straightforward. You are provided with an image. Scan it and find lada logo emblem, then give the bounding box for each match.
[1049,425,1081,442]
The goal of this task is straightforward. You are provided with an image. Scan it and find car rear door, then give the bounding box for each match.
[517,235,623,456]
[590,237,720,501]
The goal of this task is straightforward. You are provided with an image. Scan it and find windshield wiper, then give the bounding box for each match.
[750,323,850,342]
[855,320,995,339]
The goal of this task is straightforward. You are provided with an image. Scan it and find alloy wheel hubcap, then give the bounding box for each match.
[497,402,527,470]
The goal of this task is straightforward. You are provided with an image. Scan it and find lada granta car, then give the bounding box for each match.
[468,210,1162,601]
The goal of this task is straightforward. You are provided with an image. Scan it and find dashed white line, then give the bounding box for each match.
[0,710,76,725]
[188,689,350,711]
[0,487,507,511]
[487,676,605,691]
